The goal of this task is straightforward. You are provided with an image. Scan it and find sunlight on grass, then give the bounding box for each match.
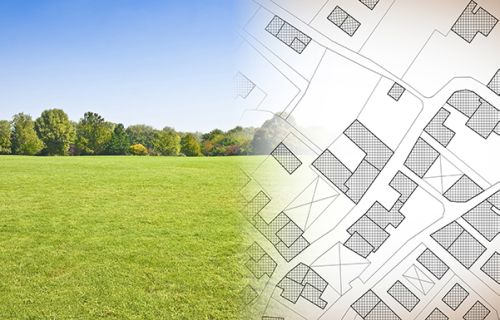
[0,156,248,319]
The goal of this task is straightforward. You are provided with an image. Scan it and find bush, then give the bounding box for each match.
[129,144,148,156]
[152,130,180,156]
[181,133,202,157]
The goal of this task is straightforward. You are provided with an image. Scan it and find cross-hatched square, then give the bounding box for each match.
[360,0,380,10]
[266,16,311,54]
[327,6,361,37]
[388,83,406,101]
[290,38,307,54]
[244,191,271,220]
[388,281,420,312]
[390,171,418,203]
[271,143,302,174]
[276,221,303,247]
[341,16,361,36]
[247,242,266,261]
[417,249,449,280]
[466,101,500,139]
[276,236,309,262]
[404,138,440,178]
[302,269,328,291]
[351,290,381,318]
[365,301,400,320]
[345,232,374,258]
[447,90,481,117]
[488,69,500,95]
[327,6,348,26]
[287,263,309,283]
[481,252,500,284]
[426,308,448,320]
[234,72,256,99]
[312,149,351,193]
[464,301,490,320]
[447,230,486,269]
[301,284,327,309]
[266,16,285,36]
[462,201,500,241]
[442,283,469,310]
[277,277,303,303]
[431,221,464,250]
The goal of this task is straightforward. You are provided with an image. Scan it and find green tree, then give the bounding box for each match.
[152,128,181,156]
[201,129,225,156]
[129,143,148,156]
[126,125,157,150]
[0,120,12,154]
[11,113,44,155]
[105,124,130,155]
[252,114,293,155]
[35,109,75,155]
[181,133,202,156]
[75,112,113,155]
[224,126,255,155]
[0,120,12,155]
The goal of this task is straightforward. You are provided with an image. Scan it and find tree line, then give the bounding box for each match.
[0,109,261,156]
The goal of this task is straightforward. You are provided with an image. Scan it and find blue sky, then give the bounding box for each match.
[0,0,239,132]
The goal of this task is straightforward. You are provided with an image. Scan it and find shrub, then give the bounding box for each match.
[152,129,181,156]
[181,133,202,157]
[129,144,148,156]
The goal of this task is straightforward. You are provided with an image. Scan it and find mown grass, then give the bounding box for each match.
[0,156,246,319]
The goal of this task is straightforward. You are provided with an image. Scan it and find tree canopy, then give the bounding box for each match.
[126,125,156,150]
[35,109,75,155]
[152,129,181,156]
[181,133,202,156]
[0,109,285,157]
[106,124,130,155]
[75,112,113,155]
[11,113,44,156]
[0,120,12,155]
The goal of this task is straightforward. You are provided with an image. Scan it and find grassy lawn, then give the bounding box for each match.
[0,156,246,319]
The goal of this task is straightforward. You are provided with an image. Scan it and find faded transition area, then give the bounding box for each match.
[236,0,500,319]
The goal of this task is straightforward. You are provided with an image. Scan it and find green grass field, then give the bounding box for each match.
[0,156,247,319]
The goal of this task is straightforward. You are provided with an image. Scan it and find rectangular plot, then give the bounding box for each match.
[417,249,449,280]
[388,281,420,312]
[466,102,500,139]
[271,143,302,174]
[266,16,311,54]
[442,283,469,311]
[447,230,486,269]
[351,290,381,318]
[327,6,361,37]
[313,150,351,193]
[404,138,440,178]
